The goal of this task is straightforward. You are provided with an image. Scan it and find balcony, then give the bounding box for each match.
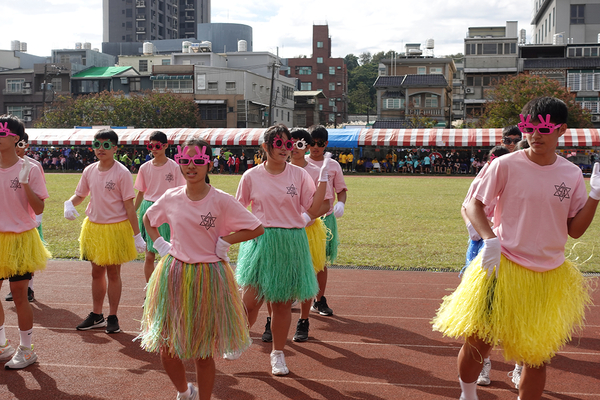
[136,26,146,32]
[136,0,145,7]
[2,88,32,95]
[136,14,146,20]
[153,88,193,94]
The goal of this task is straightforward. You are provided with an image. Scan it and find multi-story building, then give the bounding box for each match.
[102,0,210,43]
[463,21,520,122]
[283,24,348,127]
[532,0,600,45]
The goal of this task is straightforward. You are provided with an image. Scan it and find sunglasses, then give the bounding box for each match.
[174,145,211,166]
[502,137,521,145]
[147,142,166,151]
[272,134,294,151]
[314,140,327,148]
[517,114,562,135]
[92,140,116,150]
[16,140,27,148]
[0,122,18,138]
[294,138,309,150]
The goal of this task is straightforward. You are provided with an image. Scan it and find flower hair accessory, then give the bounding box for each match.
[0,122,18,138]
[518,114,562,135]
[174,145,211,165]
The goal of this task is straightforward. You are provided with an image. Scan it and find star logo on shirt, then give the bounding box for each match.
[199,212,216,230]
[105,180,116,191]
[554,182,571,202]
[165,172,174,183]
[10,177,21,191]
[286,183,297,198]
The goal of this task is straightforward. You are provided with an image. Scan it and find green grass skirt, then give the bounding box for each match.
[138,199,172,254]
[323,213,339,263]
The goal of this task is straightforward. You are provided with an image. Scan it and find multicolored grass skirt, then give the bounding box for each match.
[0,228,51,279]
[79,218,137,266]
[138,255,251,360]
[432,254,591,367]
[138,199,171,254]
[236,227,318,303]
[322,213,339,263]
[306,218,327,273]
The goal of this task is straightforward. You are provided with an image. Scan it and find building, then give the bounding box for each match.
[532,0,600,45]
[71,66,141,97]
[463,21,520,122]
[195,23,252,53]
[102,0,210,43]
[283,24,348,127]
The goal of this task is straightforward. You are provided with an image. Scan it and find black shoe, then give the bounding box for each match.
[105,315,121,334]
[5,292,13,301]
[76,312,106,330]
[261,317,272,342]
[27,288,34,302]
[311,296,333,316]
[292,318,309,342]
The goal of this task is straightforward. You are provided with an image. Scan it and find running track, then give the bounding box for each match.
[0,261,597,399]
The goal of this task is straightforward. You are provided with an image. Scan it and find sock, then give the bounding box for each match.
[459,377,478,400]
[0,325,6,345]
[178,387,190,398]
[28,277,34,290]
[19,328,33,349]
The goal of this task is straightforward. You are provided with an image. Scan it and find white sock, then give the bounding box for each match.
[19,329,33,349]
[178,386,190,398]
[28,276,34,290]
[459,377,478,400]
[0,325,6,345]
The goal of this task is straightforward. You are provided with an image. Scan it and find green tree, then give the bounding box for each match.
[479,74,592,128]
[344,54,359,71]
[358,52,372,66]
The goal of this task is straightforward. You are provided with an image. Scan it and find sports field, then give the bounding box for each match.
[42,173,600,272]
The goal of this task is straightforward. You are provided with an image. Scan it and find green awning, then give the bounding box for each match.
[72,67,133,78]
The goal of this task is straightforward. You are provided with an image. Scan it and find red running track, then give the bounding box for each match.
[0,261,597,399]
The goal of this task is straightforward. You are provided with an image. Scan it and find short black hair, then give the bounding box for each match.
[502,125,521,138]
[149,130,168,143]
[489,145,510,158]
[21,132,29,143]
[307,125,328,141]
[0,114,25,140]
[290,128,314,146]
[94,129,119,145]
[521,97,568,125]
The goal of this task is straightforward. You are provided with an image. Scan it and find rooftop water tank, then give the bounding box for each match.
[19,42,27,52]
[199,41,212,52]
[11,40,20,51]
[182,41,192,53]
[75,42,82,49]
[425,39,434,49]
[142,42,154,55]
[84,42,92,50]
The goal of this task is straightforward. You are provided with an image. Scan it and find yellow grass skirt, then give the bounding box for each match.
[0,229,51,279]
[79,218,137,266]
[306,218,327,273]
[432,255,591,367]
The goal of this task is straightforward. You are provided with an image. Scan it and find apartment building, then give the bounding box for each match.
[532,0,600,44]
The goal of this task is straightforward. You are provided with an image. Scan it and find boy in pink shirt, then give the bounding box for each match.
[433,97,600,400]
[134,131,185,282]
[0,115,51,369]
[64,129,146,334]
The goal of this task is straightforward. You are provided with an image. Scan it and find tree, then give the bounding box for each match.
[358,52,372,66]
[344,54,359,71]
[479,74,592,128]
[35,90,201,128]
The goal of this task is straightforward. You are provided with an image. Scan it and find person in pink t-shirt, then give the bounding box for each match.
[134,131,186,283]
[138,139,263,400]
[234,124,329,376]
[433,97,600,400]
[64,129,146,335]
[0,115,51,370]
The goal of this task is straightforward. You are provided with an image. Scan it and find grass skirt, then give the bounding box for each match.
[36,222,45,243]
[80,218,137,266]
[323,213,339,263]
[432,255,591,367]
[138,199,171,254]
[236,228,318,303]
[306,218,327,273]
[0,229,51,279]
[138,255,251,360]
[459,239,483,277]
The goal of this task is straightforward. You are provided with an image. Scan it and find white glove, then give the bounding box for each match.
[215,237,231,262]
[589,163,600,200]
[153,237,172,257]
[318,152,333,182]
[63,200,80,220]
[481,237,501,277]
[301,212,312,226]
[466,221,481,241]
[333,202,345,218]
[35,213,43,227]
[134,233,147,253]
[18,156,32,184]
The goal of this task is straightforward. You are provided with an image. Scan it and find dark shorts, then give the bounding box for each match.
[1,272,32,282]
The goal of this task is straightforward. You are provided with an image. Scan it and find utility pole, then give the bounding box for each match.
[268,49,280,127]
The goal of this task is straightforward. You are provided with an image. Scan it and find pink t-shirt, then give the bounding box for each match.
[26,156,45,182]
[75,161,136,224]
[236,163,316,228]
[0,158,48,233]
[134,158,186,202]
[146,186,261,264]
[306,156,347,216]
[301,161,335,204]
[473,151,587,271]
[463,162,496,220]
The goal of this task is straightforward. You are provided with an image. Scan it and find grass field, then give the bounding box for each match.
[42,173,600,272]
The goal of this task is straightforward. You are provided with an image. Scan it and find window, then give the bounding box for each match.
[317,57,323,64]
[129,77,141,92]
[571,4,585,24]
[139,60,148,72]
[317,41,323,48]
[297,66,312,75]
[199,104,226,120]
[329,66,335,75]
[567,72,600,91]
[5,79,24,93]
[430,67,442,74]
[417,67,426,75]
[51,78,62,92]
[162,59,171,65]
[300,82,312,90]
[207,81,218,90]
[6,106,23,119]
[425,94,438,108]
[384,99,404,109]
[411,96,421,107]
[59,54,70,64]
[483,43,497,54]
[329,83,335,91]
[226,81,236,90]
[317,73,323,80]
[329,99,336,107]
[319,104,323,111]
[329,114,335,122]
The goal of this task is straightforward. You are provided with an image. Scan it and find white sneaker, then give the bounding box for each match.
[270,350,289,376]
[0,341,15,361]
[223,350,242,361]
[4,345,37,369]
[176,383,199,400]
[476,358,491,386]
[508,364,523,389]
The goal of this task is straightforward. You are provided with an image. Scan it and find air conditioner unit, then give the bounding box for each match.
[465,87,474,94]
[23,116,32,122]
[23,82,31,88]
[592,115,600,123]
[22,88,32,94]
[23,110,32,116]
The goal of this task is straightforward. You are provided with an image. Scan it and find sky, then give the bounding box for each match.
[0,0,535,60]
